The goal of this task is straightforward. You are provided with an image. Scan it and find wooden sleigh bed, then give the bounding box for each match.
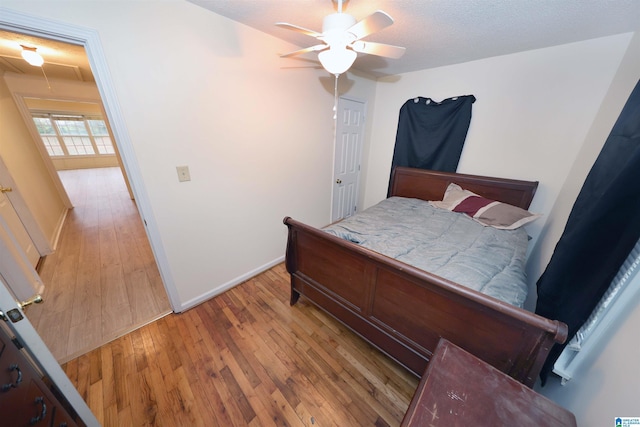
[283,167,567,387]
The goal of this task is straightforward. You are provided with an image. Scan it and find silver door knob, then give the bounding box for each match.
[336,179,342,184]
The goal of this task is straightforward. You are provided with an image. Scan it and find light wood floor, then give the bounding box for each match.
[62,263,419,426]
[26,167,172,363]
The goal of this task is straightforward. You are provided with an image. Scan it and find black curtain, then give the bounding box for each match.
[388,95,475,195]
[536,79,640,385]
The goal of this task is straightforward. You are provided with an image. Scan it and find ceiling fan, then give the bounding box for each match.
[276,0,406,75]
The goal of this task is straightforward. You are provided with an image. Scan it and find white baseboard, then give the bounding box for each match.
[51,208,69,252]
[177,255,286,313]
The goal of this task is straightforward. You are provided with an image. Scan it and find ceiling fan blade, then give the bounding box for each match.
[347,10,394,40]
[280,44,328,58]
[275,22,322,38]
[351,41,406,59]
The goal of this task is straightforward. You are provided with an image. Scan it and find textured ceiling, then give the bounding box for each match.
[1,1,639,82]
[188,0,640,77]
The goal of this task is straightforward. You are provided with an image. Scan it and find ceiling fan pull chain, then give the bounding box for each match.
[333,73,339,120]
[40,66,52,91]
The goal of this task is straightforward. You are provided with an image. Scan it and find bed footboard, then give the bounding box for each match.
[283,216,567,387]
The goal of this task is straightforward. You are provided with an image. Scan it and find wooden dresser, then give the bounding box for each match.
[401,338,577,426]
[0,322,79,427]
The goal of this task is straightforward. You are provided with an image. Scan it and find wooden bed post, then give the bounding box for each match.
[283,217,300,305]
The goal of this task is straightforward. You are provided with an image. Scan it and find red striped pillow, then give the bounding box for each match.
[430,184,541,229]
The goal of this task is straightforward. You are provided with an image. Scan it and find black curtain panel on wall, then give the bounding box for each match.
[536,79,640,385]
[388,95,476,195]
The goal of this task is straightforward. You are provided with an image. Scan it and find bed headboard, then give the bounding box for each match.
[389,167,538,209]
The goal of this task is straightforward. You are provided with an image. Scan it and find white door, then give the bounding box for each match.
[0,187,40,268]
[331,97,365,222]
[0,155,50,267]
[0,273,99,426]
[0,212,44,302]
[0,160,46,302]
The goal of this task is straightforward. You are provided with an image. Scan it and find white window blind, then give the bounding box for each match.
[553,237,640,383]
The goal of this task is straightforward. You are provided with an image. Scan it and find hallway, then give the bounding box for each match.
[26,167,171,363]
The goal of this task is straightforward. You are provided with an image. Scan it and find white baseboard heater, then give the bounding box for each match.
[553,238,640,384]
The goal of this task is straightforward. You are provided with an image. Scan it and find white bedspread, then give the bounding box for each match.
[323,197,530,307]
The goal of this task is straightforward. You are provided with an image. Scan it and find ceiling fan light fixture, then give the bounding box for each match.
[322,12,356,33]
[318,47,357,75]
[276,1,403,75]
[21,45,44,67]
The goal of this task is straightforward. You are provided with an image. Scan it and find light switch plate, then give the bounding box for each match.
[176,165,191,182]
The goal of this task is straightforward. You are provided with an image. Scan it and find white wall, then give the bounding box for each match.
[1,0,377,310]
[539,282,640,426]
[531,31,640,427]
[366,33,633,308]
[366,33,632,223]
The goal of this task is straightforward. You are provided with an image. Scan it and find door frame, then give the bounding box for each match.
[0,8,181,311]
